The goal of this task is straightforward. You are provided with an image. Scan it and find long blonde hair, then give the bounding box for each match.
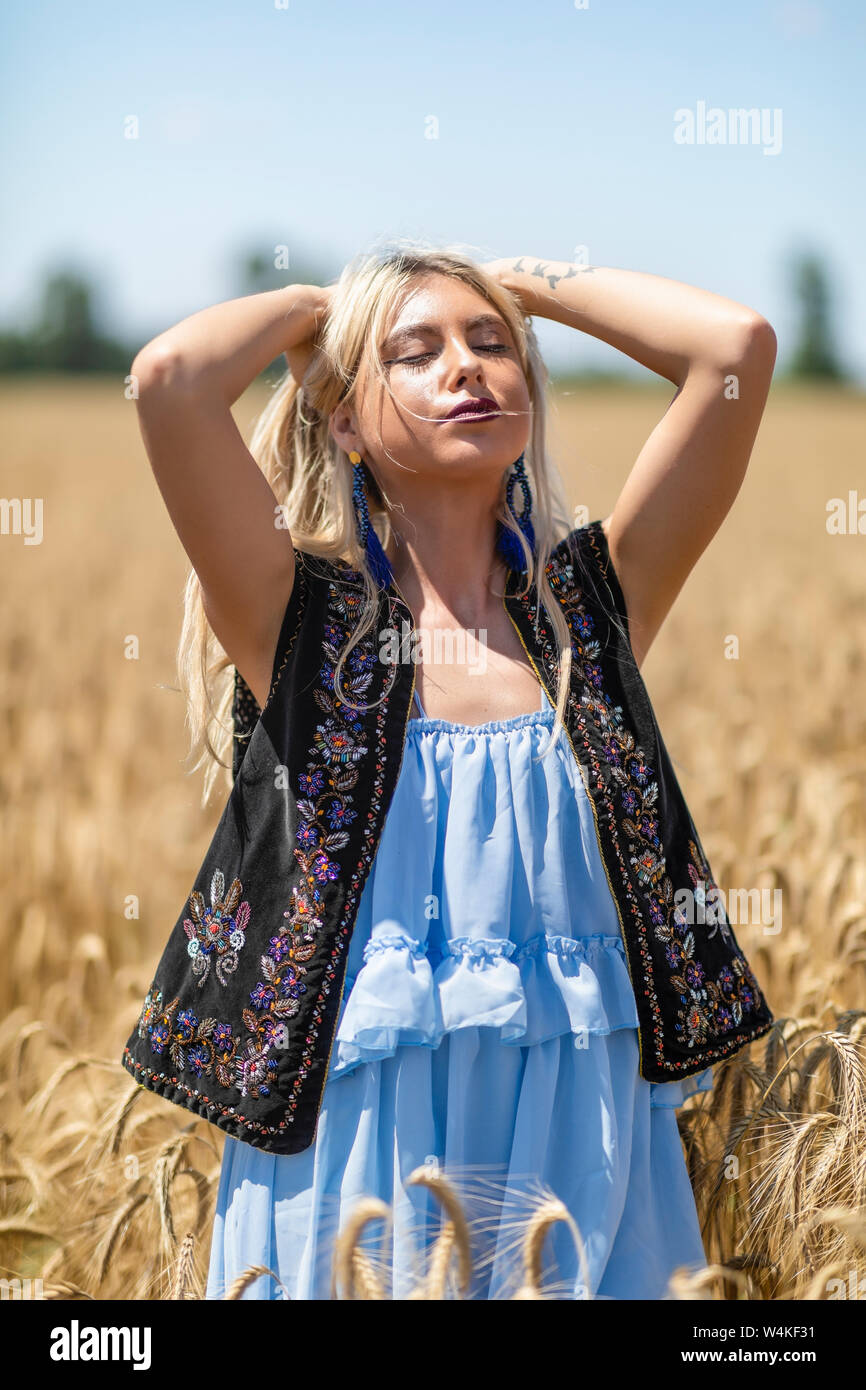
[178,240,579,804]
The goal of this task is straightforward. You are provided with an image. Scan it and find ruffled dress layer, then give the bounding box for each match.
[206,684,713,1301]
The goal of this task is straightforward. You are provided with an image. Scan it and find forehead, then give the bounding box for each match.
[381,274,506,347]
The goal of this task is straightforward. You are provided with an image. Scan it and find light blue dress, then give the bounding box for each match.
[205,683,713,1301]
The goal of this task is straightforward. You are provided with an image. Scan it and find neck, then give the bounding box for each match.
[385,489,509,625]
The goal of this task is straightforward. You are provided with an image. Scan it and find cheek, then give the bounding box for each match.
[355,382,429,449]
[503,363,531,405]
[383,376,440,430]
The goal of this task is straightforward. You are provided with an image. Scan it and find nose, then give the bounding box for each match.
[444,335,488,386]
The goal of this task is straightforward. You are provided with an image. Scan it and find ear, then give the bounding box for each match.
[328,402,362,457]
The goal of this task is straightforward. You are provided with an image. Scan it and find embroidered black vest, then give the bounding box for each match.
[121,520,774,1154]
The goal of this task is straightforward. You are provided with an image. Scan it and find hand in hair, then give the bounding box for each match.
[285,284,334,386]
[479,259,539,315]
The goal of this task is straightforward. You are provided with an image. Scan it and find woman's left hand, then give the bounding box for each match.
[480,258,538,314]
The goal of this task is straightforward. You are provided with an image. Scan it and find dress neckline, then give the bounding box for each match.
[409,682,554,734]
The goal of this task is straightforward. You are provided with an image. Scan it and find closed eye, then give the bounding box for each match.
[390,344,511,370]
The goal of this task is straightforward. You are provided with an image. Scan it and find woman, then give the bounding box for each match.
[128,243,777,1299]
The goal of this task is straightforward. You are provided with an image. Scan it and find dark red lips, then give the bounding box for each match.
[444,397,500,420]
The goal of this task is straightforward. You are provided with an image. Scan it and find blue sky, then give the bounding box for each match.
[2,0,864,380]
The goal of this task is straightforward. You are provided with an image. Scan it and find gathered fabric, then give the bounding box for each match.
[206,685,713,1300]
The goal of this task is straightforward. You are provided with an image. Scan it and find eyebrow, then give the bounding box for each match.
[381,313,510,354]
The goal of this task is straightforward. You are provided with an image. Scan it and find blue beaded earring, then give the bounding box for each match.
[350,450,394,589]
[495,452,536,574]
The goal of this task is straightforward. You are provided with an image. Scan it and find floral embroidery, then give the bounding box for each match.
[684,841,733,947]
[137,986,278,1098]
[286,590,371,974]
[543,529,767,1061]
[183,869,250,988]
[273,568,400,1118]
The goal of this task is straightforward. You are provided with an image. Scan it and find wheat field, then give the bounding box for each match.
[1,374,864,1300]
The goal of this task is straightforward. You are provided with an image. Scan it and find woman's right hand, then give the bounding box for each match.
[285,284,334,387]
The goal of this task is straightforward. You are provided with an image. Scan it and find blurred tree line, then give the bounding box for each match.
[0,270,133,372]
[0,248,337,376]
[0,248,852,384]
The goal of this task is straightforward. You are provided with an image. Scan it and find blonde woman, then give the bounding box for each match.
[126,242,776,1299]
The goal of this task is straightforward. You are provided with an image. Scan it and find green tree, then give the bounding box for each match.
[0,267,133,373]
[788,253,846,381]
[32,271,102,370]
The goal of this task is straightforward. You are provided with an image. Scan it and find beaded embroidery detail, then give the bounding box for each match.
[137,985,278,1098]
[277,569,399,1123]
[183,869,250,988]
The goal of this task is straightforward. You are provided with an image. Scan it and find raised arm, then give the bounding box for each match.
[130,283,330,708]
[484,258,777,668]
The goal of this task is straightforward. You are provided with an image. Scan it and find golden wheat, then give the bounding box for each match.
[1,378,864,1299]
